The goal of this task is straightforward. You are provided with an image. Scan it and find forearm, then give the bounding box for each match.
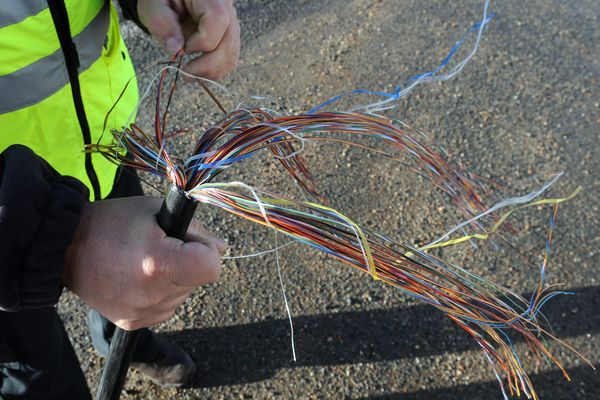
[0,145,89,311]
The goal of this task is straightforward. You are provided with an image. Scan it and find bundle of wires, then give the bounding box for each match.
[87,57,593,399]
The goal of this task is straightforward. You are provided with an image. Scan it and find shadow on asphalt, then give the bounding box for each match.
[361,365,599,400]
[161,286,599,389]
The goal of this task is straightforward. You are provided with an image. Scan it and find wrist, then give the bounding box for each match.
[63,201,92,289]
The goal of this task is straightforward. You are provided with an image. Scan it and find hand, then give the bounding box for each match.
[138,0,240,80]
[63,196,226,330]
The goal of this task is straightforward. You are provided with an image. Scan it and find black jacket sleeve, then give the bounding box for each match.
[117,0,149,33]
[0,145,89,311]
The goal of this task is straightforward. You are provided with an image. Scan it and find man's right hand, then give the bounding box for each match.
[138,0,240,81]
[62,196,226,331]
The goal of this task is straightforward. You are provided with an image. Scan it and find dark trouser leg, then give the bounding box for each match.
[0,308,91,400]
[87,310,152,361]
[105,167,145,200]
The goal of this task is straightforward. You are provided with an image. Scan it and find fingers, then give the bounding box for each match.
[115,290,192,330]
[183,0,240,80]
[138,0,240,79]
[138,0,185,54]
[140,292,190,327]
[115,309,177,330]
[185,219,227,254]
[184,0,231,54]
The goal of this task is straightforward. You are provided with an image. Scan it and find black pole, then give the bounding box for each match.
[96,186,198,400]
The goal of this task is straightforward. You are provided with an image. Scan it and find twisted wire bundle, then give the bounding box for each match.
[88,63,592,399]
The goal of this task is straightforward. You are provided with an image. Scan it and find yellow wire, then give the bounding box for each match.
[415,187,582,253]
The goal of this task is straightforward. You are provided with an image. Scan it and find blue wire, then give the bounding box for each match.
[307,11,495,114]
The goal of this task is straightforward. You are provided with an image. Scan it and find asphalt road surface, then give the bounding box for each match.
[59,0,600,399]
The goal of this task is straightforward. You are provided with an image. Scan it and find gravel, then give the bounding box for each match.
[59,0,599,399]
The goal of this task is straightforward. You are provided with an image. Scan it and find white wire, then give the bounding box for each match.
[426,172,564,248]
[352,0,492,113]
[274,235,297,362]
[126,65,234,127]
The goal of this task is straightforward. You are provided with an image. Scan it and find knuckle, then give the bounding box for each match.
[117,320,138,331]
[141,256,166,280]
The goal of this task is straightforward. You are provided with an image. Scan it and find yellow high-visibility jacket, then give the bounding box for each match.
[0,0,139,200]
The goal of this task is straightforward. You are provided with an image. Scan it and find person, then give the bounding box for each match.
[0,0,240,398]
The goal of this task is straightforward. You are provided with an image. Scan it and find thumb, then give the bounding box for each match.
[138,0,184,54]
[165,239,223,287]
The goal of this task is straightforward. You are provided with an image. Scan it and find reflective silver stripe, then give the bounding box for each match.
[0,1,109,115]
[0,0,47,29]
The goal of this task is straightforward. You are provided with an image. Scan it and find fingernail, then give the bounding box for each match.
[165,37,181,54]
